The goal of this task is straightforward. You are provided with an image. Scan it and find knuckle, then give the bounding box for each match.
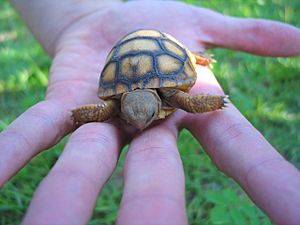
[49,168,98,190]
[127,145,180,168]
[26,100,65,141]
[68,123,120,171]
[47,79,96,102]
[126,128,180,165]
[211,122,254,171]
[121,193,183,208]
[219,122,252,142]
[70,123,113,147]
[0,129,32,151]
[27,101,56,125]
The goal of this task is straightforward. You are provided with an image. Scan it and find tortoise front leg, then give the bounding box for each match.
[160,89,227,113]
[71,99,119,125]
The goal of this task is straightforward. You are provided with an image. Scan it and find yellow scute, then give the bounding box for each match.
[145,77,160,88]
[121,55,153,77]
[157,55,181,73]
[184,61,196,78]
[119,39,159,56]
[116,83,129,94]
[101,62,116,82]
[186,50,197,70]
[131,82,144,90]
[163,79,177,87]
[122,30,161,41]
[98,88,114,99]
[104,49,115,64]
[163,40,185,58]
[163,33,184,48]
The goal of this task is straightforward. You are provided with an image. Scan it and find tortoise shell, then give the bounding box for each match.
[98,29,197,99]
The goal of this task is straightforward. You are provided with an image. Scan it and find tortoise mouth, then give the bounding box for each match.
[121,89,161,130]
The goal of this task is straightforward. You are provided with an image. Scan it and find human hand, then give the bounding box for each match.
[2,0,300,224]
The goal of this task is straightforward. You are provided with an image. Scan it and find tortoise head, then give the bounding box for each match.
[121,90,161,130]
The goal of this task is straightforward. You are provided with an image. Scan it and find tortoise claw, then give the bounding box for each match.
[222,95,230,108]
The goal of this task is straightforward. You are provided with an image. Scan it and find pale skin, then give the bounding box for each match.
[1,0,300,224]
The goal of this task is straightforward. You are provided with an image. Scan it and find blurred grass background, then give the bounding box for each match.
[0,0,299,224]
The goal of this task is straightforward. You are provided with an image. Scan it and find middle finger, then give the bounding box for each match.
[117,123,187,225]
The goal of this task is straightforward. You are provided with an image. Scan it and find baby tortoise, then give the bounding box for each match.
[71,29,228,130]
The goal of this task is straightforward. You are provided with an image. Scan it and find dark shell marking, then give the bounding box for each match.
[98,29,196,99]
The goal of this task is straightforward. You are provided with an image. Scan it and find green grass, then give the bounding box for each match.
[1,0,300,224]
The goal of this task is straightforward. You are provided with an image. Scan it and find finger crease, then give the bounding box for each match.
[27,102,65,143]
[121,193,183,208]
[128,146,179,161]
[210,122,252,169]
[218,122,251,143]
[51,168,99,190]
[69,132,112,148]
[1,129,32,151]
[244,156,284,186]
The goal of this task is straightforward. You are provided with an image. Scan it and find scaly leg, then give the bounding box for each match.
[193,52,215,66]
[71,99,119,125]
[161,89,227,113]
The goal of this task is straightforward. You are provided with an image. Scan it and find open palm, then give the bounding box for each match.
[1,1,300,224]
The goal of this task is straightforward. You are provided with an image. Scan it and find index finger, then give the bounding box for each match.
[196,7,300,56]
[0,99,71,186]
[184,67,300,224]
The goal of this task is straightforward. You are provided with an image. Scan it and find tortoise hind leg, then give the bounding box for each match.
[160,89,227,113]
[71,99,119,125]
[193,52,215,66]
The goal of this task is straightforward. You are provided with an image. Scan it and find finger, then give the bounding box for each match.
[184,69,300,224]
[196,7,300,56]
[22,123,122,225]
[0,99,72,186]
[117,124,187,225]
[224,18,300,56]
